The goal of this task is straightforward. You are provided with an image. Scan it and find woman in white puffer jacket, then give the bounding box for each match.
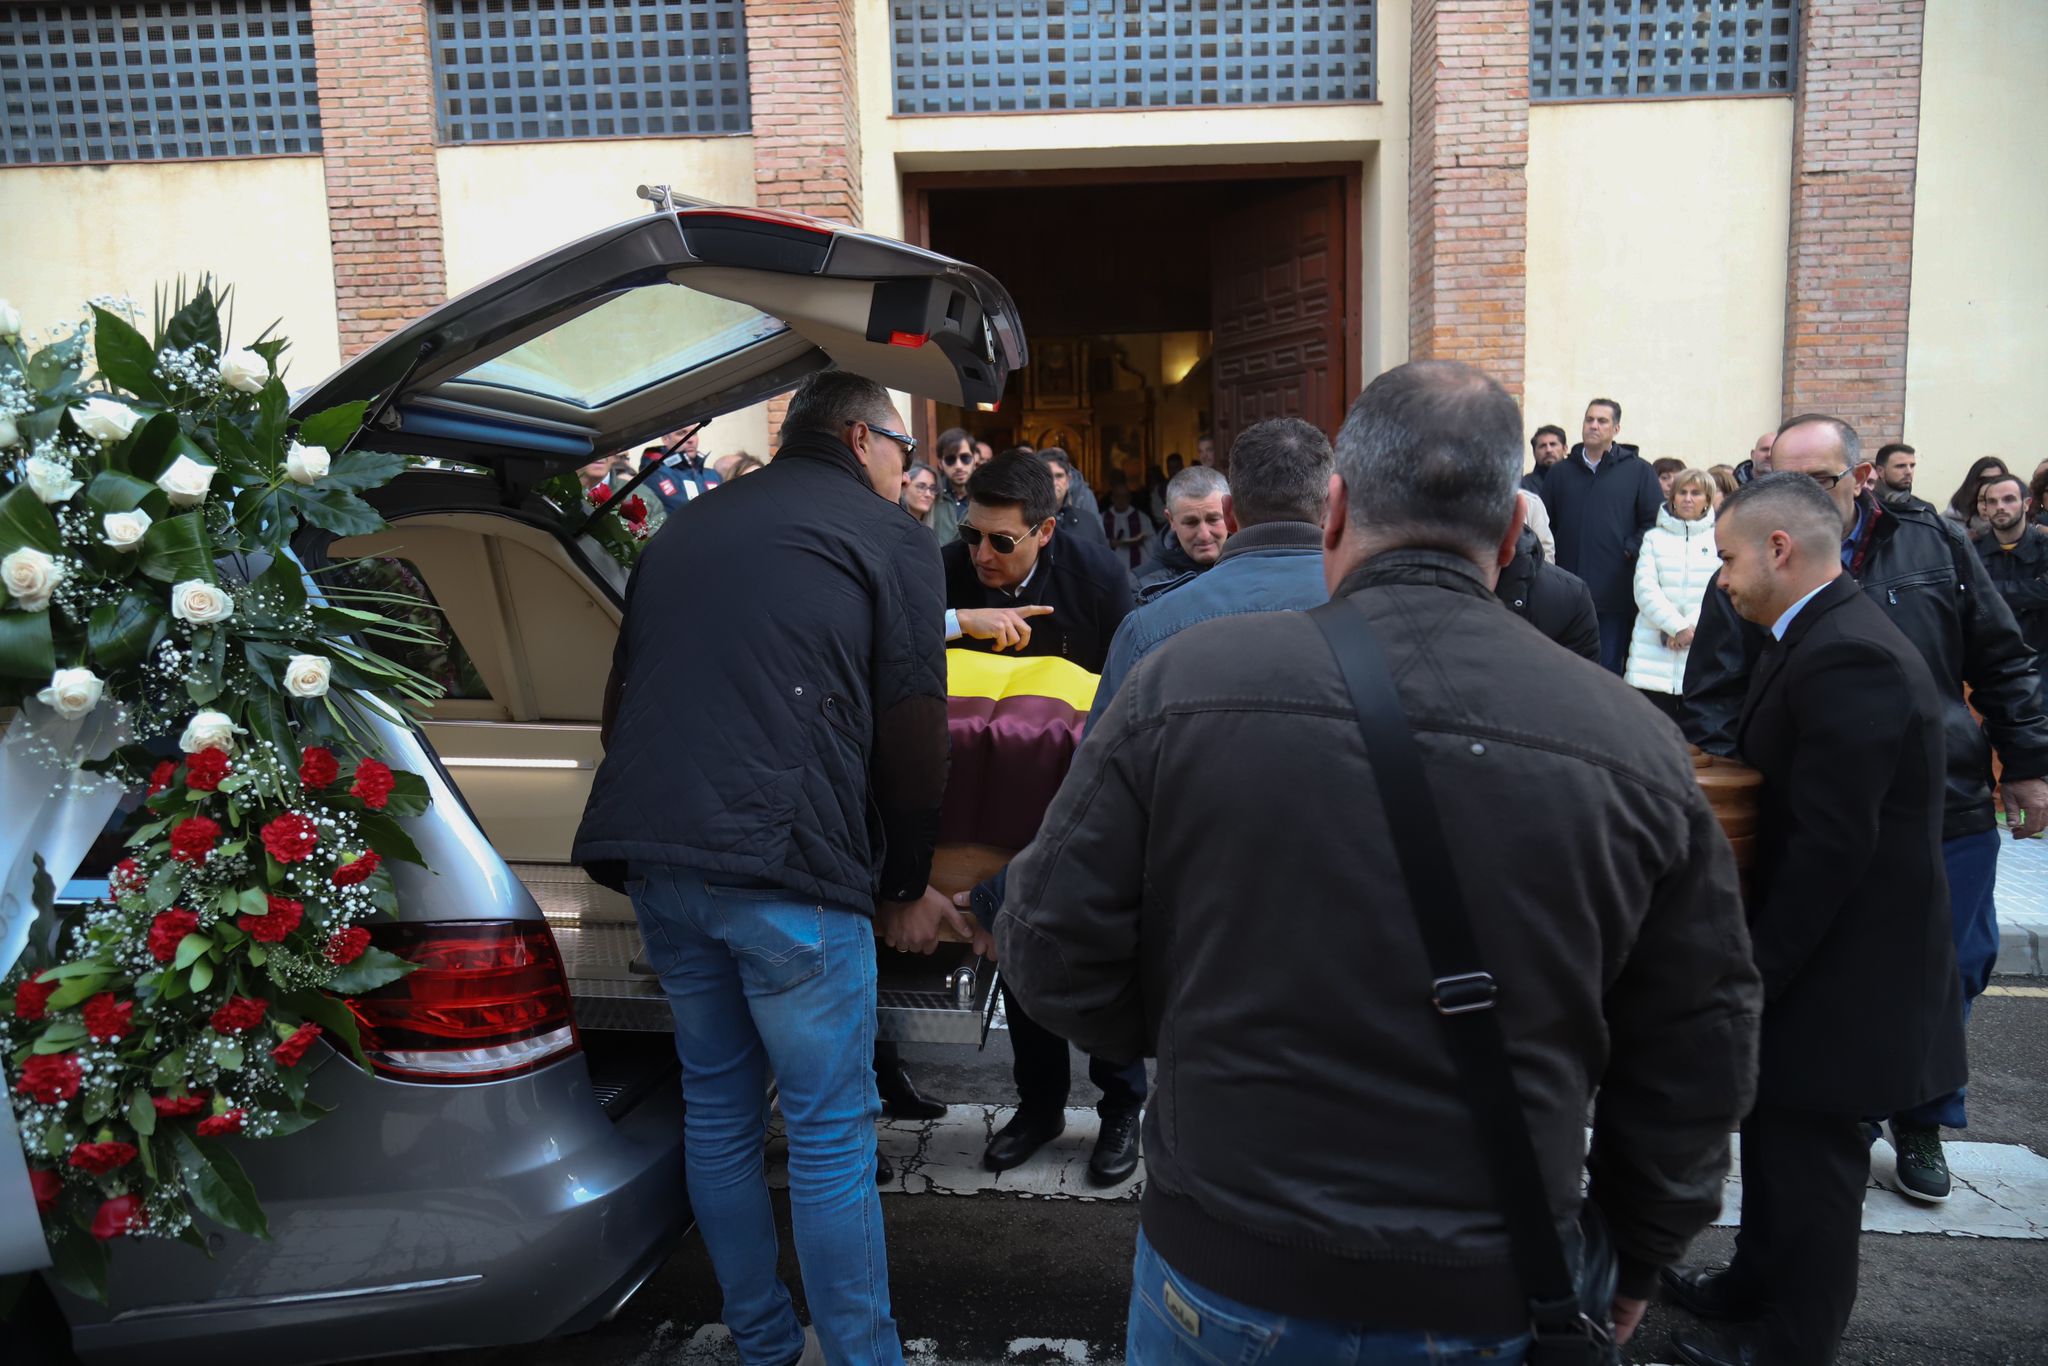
[1625,468,1719,717]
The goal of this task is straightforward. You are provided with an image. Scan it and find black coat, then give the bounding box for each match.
[1736,574,1967,1114]
[1494,527,1600,662]
[1682,496,2048,840]
[943,529,1135,674]
[1541,444,1663,614]
[1132,520,1204,599]
[1973,525,2048,665]
[575,433,950,912]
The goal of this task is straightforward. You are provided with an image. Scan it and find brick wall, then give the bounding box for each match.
[1407,0,1528,396]
[308,0,448,360]
[1782,0,1925,440]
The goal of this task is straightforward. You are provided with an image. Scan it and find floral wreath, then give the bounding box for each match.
[538,466,655,570]
[0,287,441,1300]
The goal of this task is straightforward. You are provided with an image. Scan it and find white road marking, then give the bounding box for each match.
[1713,1136,2048,1240]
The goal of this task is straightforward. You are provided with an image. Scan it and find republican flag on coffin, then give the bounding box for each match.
[940,649,1099,851]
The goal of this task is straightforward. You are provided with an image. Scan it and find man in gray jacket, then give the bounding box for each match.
[997,360,1762,1361]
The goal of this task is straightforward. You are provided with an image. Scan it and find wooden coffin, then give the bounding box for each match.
[1691,747,1762,871]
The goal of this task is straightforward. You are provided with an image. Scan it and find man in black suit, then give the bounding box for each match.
[1668,473,1967,1366]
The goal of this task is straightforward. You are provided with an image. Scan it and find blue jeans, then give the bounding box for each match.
[629,864,902,1366]
[1894,829,2001,1131]
[1127,1230,1529,1365]
[1596,611,1634,676]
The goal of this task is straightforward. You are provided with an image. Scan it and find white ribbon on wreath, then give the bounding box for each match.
[0,698,132,1273]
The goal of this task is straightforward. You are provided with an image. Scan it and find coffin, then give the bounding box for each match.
[1691,747,1763,871]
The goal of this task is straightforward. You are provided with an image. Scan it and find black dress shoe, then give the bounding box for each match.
[1673,1324,1765,1366]
[875,1063,948,1121]
[1661,1262,1764,1322]
[982,1110,1065,1172]
[876,1152,894,1186]
[1087,1110,1141,1186]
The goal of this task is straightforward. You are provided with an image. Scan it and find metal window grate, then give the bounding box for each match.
[431,0,749,144]
[890,0,1375,116]
[1530,0,1797,102]
[1,1,320,165]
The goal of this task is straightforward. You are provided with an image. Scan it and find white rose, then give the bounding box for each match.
[283,654,332,698]
[178,710,245,755]
[217,348,268,394]
[1,547,61,611]
[156,453,216,507]
[74,397,142,444]
[169,578,234,625]
[0,299,19,338]
[100,508,152,551]
[35,667,103,720]
[0,415,17,450]
[284,442,329,486]
[24,455,83,505]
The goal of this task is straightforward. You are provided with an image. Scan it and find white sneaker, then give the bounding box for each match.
[795,1326,826,1366]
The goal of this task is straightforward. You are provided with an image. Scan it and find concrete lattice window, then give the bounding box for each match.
[890,0,1376,115]
[1530,0,1798,102]
[0,1,321,165]
[430,0,749,143]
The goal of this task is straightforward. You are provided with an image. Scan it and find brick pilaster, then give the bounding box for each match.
[1781,1,1925,437]
[1407,0,1528,396]
[309,0,448,359]
[746,0,863,442]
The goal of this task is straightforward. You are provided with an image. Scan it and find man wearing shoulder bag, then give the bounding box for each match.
[997,361,1763,1363]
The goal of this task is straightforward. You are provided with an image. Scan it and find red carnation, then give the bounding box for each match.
[90,1194,141,1240]
[350,758,395,810]
[17,1053,83,1104]
[325,926,372,965]
[169,814,221,864]
[184,748,230,792]
[82,993,134,1041]
[148,908,199,963]
[111,857,144,897]
[147,759,177,796]
[209,995,268,1034]
[153,1091,211,1118]
[260,812,319,863]
[68,1142,138,1175]
[298,745,339,790]
[196,1109,246,1138]
[239,895,303,944]
[622,494,648,528]
[14,976,57,1021]
[331,850,381,887]
[29,1167,60,1214]
[271,1022,323,1068]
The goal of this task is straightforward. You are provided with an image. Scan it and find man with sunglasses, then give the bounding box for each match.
[930,427,978,545]
[1677,415,2048,1282]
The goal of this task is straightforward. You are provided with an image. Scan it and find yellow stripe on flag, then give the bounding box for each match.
[946,648,1100,712]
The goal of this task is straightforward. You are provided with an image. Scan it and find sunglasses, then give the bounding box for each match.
[942,449,976,466]
[958,524,1037,555]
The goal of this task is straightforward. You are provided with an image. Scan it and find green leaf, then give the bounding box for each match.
[213,417,271,481]
[296,402,369,454]
[44,974,108,1011]
[172,933,213,970]
[249,550,307,618]
[286,485,387,538]
[0,607,55,681]
[47,1229,110,1305]
[188,959,214,992]
[280,988,366,1068]
[353,810,424,866]
[83,468,161,516]
[33,1023,87,1052]
[34,961,113,981]
[145,862,183,911]
[25,323,87,392]
[215,1040,244,1071]
[172,1130,269,1239]
[318,447,407,493]
[150,1049,189,1088]
[88,593,168,673]
[254,377,290,457]
[0,482,63,556]
[378,770,431,819]
[83,1084,113,1125]
[236,886,268,918]
[164,285,222,356]
[263,1101,333,1138]
[128,1087,158,1137]
[137,510,214,584]
[246,943,267,967]
[92,305,171,405]
[321,947,415,995]
[112,410,180,482]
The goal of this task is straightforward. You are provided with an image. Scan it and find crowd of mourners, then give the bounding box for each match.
[569,362,2045,1366]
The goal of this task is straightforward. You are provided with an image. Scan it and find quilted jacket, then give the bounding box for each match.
[1625,504,1720,695]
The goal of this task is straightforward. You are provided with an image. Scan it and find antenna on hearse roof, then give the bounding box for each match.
[637,184,677,214]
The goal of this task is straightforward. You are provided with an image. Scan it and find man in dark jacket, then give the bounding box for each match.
[1133,465,1230,598]
[999,360,1760,1358]
[1665,474,1964,1366]
[1493,521,1601,661]
[1681,415,2048,1205]
[1973,473,2048,667]
[1038,448,1110,550]
[574,371,973,1366]
[1522,423,1567,497]
[1541,398,1662,674]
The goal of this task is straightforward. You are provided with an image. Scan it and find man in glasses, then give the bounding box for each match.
[1678,414,2048,1239]
[930,427,978,544]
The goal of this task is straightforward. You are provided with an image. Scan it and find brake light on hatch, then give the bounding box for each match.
[342,921,580,1082]
[887,331,928,349]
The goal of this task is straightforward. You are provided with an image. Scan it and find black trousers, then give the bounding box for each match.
[1726,1105,1868,1365]
[1636,687,1682,720]
[1003,981,1147,1118]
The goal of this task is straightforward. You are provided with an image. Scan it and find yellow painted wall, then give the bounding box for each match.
[436,136,772,459]
[1904,1,2048,502]
[0,157,342,384]
[1525,98,1793,474]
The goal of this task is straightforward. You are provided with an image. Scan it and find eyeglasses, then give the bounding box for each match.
[1806,469,1854,490]
[958,524,1034,555]
[852,420,918,469]
[941,449,976,466]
